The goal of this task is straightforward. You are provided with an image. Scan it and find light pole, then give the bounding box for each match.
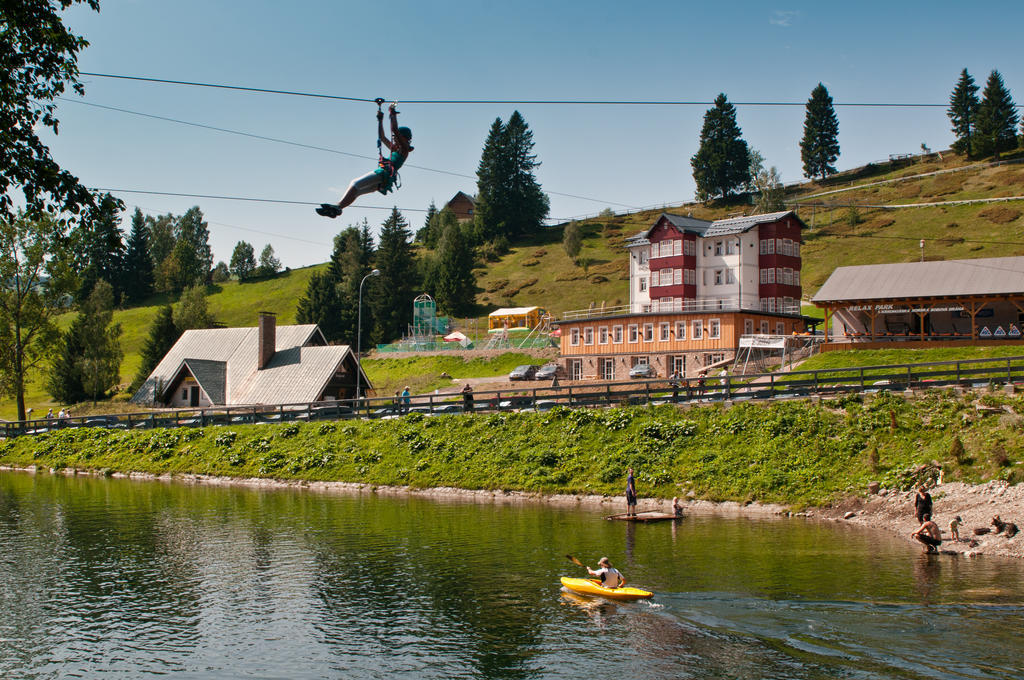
[355,268,380,409]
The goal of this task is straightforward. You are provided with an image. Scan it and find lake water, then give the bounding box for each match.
[2,471,1023,679]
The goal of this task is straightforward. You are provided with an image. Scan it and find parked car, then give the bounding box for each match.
[83,415,126,429]
[508,364,539,381]
[629,363,656,379]
[534,363,563,381]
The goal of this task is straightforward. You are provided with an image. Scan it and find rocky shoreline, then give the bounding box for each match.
[5,464,1021,559]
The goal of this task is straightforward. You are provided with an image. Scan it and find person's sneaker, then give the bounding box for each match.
[316,204,342,218]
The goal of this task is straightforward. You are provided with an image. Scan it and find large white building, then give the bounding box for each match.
[625,211,805,315]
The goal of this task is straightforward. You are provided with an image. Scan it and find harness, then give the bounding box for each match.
[374,98,402,195]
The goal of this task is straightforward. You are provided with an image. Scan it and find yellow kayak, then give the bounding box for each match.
[560,577,653,601]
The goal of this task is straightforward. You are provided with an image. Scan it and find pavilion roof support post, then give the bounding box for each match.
[865,308,878,341]
[916,310,928,342]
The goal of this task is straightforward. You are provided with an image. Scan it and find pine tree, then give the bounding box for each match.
[474,113,549,242]
[230,241,257,281]
[75,192,126,303]
[258,244,281,277]
[416,200,439,245]
[947,68,981,157]
[371,208,418,344]
[75,280,122,404]
[691,94,751,200]
[173,206,213,288]
[432,219,476,316]
[130,305,180,392]
[800,84,841,181]
[46,314,88,404]
[562,220,582,264]
[975,70,1019,159]
[148,213,176,291]
[296,269,344,342]
[122,208,154,303]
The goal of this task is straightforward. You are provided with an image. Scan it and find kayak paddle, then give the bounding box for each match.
[565,554,586,568]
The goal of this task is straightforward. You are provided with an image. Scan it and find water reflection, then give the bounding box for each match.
[2,471,1023,679]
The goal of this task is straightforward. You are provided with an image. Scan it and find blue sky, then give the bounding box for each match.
[43,0,1024,269]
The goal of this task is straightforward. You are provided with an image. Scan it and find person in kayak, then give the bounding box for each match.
[587,557,626,589]
[316,101,413,219]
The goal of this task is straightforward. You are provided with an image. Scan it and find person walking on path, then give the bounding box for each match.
[401,386,411,414]
[625,467,637,517]
[911,513,942,553]
[669,371,681,402]
[914,485,933,523]
[461,383,474,413]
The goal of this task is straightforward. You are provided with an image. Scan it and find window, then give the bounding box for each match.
[726,240,736,255]
[633,356,649,366]
[601,358,615,381]
[675,321,686,340]
[760,268,768,284]
[584,327,594,345]
[759,298,768,311]
[768,298,777,312]
[598,326,609,344]
[661,241,672,258]
[714,270,723,285]
[761,320,770,334]
[612,325,623,343]
[570,328,580,346]
[628,324,639,342]
[776,322,785,335]
[673,239,682,256]
[714,241,723,255]
[726,270,736,285]
[651,270,660,287]
[692,320,703,339]
[649,245,657,259]
[793,242,800,257]
[685,269,695,285]
[776,268,783,284]
[684,239,695,256]
[639,277,647,292]
[794,270,801,286]
[182,389,188,400]
[767,268,775,284]
[643,323,654,341]
[673,268,682,285]
[744,319,754,334]
[709,319,721,338]
[761,238,775,255]
[659,322,671,341]
[776,238,784,254]
[639,250,648,265]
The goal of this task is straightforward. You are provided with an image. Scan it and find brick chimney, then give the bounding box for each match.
[258,311,276,370]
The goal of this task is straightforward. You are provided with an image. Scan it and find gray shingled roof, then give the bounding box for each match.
[132,324,367,405]
[161,358,227,404]
[812,256,1024,303]
[701,211,798,237]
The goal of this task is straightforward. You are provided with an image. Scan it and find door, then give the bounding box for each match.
[570,359,583,381]
[602,358,615,381]
[189,386,200,407]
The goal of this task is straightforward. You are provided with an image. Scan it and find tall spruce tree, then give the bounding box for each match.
[975,70,1019,159]
[371,208,418,344]
[416,200,440,247]
[75,280,122,403]
[800,83,841,181]
[46,310,88,404]
[148,213,176,292]
[75,192,126,303]
[432,217,476,316]
[122,208,154,303]
[296,269,344,342]
[474,113,549,242]
[947,68,981,157]
[130,304,179,392]
[691,94,751,200]
[173,206,213,288]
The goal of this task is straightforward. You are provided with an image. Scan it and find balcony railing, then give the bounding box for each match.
[560,298,801,321]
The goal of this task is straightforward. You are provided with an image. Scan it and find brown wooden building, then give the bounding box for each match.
[812,256,1024,350]
[554,309,806,380]
[445,191,476,222]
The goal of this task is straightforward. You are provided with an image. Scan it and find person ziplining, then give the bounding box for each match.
[316,99,413,218]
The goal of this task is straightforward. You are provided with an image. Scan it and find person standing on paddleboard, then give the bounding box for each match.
[587,557,626,589]
[625,467,637,517]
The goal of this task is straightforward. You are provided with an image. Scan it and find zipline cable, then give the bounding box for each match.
[80,72,1024,108]
[90,188,429,212]
[59,97,640,209]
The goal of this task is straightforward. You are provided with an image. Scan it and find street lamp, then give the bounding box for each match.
[355,268,380,409]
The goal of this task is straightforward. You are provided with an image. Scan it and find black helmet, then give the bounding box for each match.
[397,126,412,140]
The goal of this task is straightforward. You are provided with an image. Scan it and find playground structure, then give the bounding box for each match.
[375,294,455,352]
[485,307,557,350]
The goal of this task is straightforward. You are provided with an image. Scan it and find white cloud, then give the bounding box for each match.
[769,10,799,27]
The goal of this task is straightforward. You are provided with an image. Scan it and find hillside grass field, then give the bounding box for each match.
[4,150,1024,419]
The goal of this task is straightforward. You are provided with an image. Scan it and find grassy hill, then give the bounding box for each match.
[5,149,1024,419]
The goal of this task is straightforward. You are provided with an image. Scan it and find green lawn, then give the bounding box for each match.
[363,352,548,396]
[798,345,1024,372]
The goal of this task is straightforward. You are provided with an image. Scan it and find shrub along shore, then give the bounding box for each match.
[2,389,1022,509]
